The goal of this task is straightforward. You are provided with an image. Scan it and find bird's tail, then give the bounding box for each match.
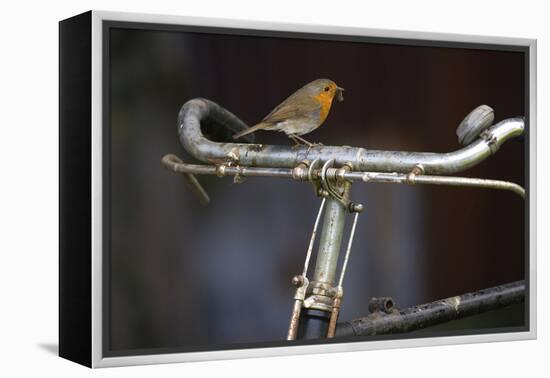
[233,123,267,140]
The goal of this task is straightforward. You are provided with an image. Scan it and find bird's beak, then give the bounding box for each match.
[336,87,344,102]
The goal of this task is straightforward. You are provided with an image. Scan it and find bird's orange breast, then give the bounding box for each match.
[313,92,334,123]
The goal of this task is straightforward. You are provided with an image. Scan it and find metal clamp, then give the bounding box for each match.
[319,159,353,209]
[406,164,425,184]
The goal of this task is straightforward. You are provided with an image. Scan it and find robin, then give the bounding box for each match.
[233,79,344,146]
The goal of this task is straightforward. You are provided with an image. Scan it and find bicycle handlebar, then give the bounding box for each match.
[178,98,524,175]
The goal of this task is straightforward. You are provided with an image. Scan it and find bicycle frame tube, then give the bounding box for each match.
[300,184,350,338]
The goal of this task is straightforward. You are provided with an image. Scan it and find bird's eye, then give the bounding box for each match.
[324,86,330,92]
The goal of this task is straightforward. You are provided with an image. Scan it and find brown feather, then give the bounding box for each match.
[233,122,271,139]
[233,79,336,139]
[263,93,319,123]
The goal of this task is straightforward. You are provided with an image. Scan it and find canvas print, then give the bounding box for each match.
[104,22,527,357]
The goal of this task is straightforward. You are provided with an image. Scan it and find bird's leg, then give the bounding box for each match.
[291,134,314,147]
[293,134,325,147]
[288,135,304,149]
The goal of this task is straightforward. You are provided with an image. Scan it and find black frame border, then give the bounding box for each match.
[59,10,93,367]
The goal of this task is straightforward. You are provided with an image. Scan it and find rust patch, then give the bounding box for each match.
[247,144,264,152]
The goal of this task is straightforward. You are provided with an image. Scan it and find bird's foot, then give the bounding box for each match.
[305,143,320,152]
[303,141,325,152]
[289,134,323,148]
[289,135,303,149]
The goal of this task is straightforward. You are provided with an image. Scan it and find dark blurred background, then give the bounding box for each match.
[107,26,525,353]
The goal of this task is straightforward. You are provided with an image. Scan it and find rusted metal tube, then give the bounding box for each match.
[298,183,350,339]
[161,154,211,204]
[162,154,291,178]
[287,299,303,340]
[312,183,350,285]
[335,280,525,337]
[327,297,342,338]
[177,98,524,175]
[355,171,525,198]
[368,297,395,314]
[161,154,525,198]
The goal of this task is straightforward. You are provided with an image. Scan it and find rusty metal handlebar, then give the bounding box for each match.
[178,98,524,174]
[165,98,525,202]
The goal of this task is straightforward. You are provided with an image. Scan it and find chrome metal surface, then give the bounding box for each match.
[162,154,525,198]
[312,183,350,285]
[338,212,360,288]
[178,98,524,175]
[302,198,327,276]
[355,171,525,198]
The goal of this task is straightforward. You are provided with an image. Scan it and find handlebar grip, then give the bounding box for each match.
[456,105,494,146]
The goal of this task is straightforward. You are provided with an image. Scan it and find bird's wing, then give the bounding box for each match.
[262,93,320,124]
